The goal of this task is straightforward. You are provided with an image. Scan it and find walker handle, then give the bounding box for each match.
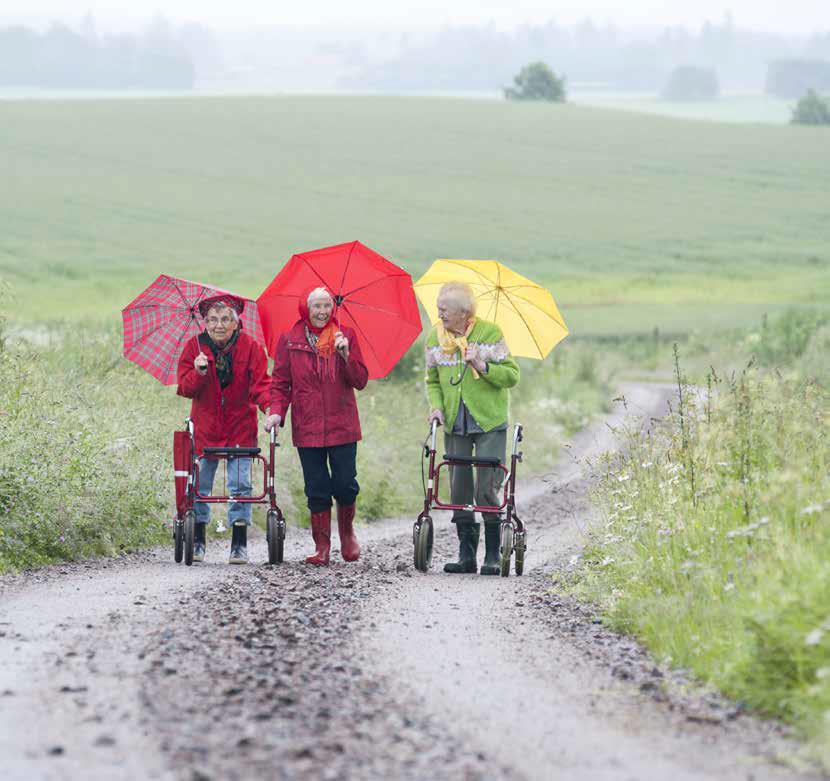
[512,423,523,455]
[430,418,439,452]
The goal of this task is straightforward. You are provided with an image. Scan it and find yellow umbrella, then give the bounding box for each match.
[414,259,568,360]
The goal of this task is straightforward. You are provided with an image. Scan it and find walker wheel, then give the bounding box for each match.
[267,510,285,565]
[183,510,196,567]
[499,522,513,578]
[413,517,433,573]
[174,520,184,563]
[514,537,525,577]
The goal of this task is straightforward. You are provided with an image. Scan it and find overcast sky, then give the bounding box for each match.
[2,1,828,35]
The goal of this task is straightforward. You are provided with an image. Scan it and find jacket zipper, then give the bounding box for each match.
[320,349,327,446]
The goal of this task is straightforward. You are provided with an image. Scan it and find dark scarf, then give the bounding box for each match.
[199,329,240,389]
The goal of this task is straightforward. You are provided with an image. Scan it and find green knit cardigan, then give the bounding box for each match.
[425,319,520,433]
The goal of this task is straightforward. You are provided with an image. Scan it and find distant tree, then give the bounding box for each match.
[766,59,830,99]
[504,62,566,102]
[791,89,830,125]
[661,66,719,101]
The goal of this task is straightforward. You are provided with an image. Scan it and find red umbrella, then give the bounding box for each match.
[257,241,421,380]
[122,274,265,385]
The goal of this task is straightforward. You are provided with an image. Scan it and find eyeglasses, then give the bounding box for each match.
[206,316,234,326]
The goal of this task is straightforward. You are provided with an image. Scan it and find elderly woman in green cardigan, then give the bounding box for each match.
[425,281,520,575]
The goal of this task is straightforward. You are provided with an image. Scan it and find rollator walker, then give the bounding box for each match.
[173,418,287,566]
[413,420,526,576]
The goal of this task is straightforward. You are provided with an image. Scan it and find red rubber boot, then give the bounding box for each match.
[337,503,360,562]
[306,510,331,566]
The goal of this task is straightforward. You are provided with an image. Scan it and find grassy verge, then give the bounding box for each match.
[0,322,175,570]
[568,312,830,761]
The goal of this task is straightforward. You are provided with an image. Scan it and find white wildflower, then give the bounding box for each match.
[806,629,824,647]
[801,504,823,516]
[817,667,830,680]
[600,556,615,567]
[617,474,631,483]
[724,582,735,592]
[641,462,653,469]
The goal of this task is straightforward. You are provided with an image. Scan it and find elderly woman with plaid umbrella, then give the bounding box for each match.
[177,294,271,564]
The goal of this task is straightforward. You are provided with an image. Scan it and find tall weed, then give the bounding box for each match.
[571,357,830,760]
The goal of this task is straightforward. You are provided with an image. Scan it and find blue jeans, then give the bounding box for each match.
[194,457,252,527]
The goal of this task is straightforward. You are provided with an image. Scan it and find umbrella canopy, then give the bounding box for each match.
[122,274,265,385]
[414,259,568,360]
[257,241,422,380]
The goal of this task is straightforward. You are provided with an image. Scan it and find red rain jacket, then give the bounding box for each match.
[177,331,270,454]
[269,321,369,448]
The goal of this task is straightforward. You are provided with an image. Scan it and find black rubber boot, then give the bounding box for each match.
[193,523,206,563]
[229,523,248,565]
[479,523,501,575]
[444,521,480,573]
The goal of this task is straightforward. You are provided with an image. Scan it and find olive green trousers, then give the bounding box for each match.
[443,428,507,525]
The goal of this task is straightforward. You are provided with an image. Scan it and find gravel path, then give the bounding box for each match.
[0,382,821,780]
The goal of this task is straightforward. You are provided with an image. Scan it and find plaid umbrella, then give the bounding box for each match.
[122,274,265,385]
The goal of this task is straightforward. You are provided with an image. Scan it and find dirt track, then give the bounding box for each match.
[0,383,820,780]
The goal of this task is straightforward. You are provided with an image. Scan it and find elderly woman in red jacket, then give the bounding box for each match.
[177,294,270,564]
[263,287,369,565]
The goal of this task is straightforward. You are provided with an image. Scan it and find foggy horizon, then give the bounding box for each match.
[1,1,829,36]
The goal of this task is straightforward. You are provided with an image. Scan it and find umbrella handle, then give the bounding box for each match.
[449,363,469,386]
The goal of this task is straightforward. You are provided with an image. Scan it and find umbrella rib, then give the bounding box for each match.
[342,271,409,300]
[124,308,192,352]
[300,256,331,291]
[441,259,497,288]
[342,299,413,319]
[170,277,197,309]
[500,294,545,359]
[339,302,384,373]
[493,264,502,322]
[499,289,568,330]
[124,303,196,312]
[161,312,197,382]
[338,241,357,295]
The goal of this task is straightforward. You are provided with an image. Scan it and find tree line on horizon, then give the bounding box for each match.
[343,16,830,97]
[0,17,195,89]
[1,13,829,100]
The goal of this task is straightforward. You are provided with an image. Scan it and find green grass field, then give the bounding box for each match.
[2,96,828,336]
[571,91,794,125]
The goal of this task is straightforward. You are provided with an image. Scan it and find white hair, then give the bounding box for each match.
[437,281,476,316]
[206,301,239,322]
[307,287,333,305]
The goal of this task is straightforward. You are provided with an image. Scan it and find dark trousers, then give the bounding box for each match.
[297,443,360,513]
